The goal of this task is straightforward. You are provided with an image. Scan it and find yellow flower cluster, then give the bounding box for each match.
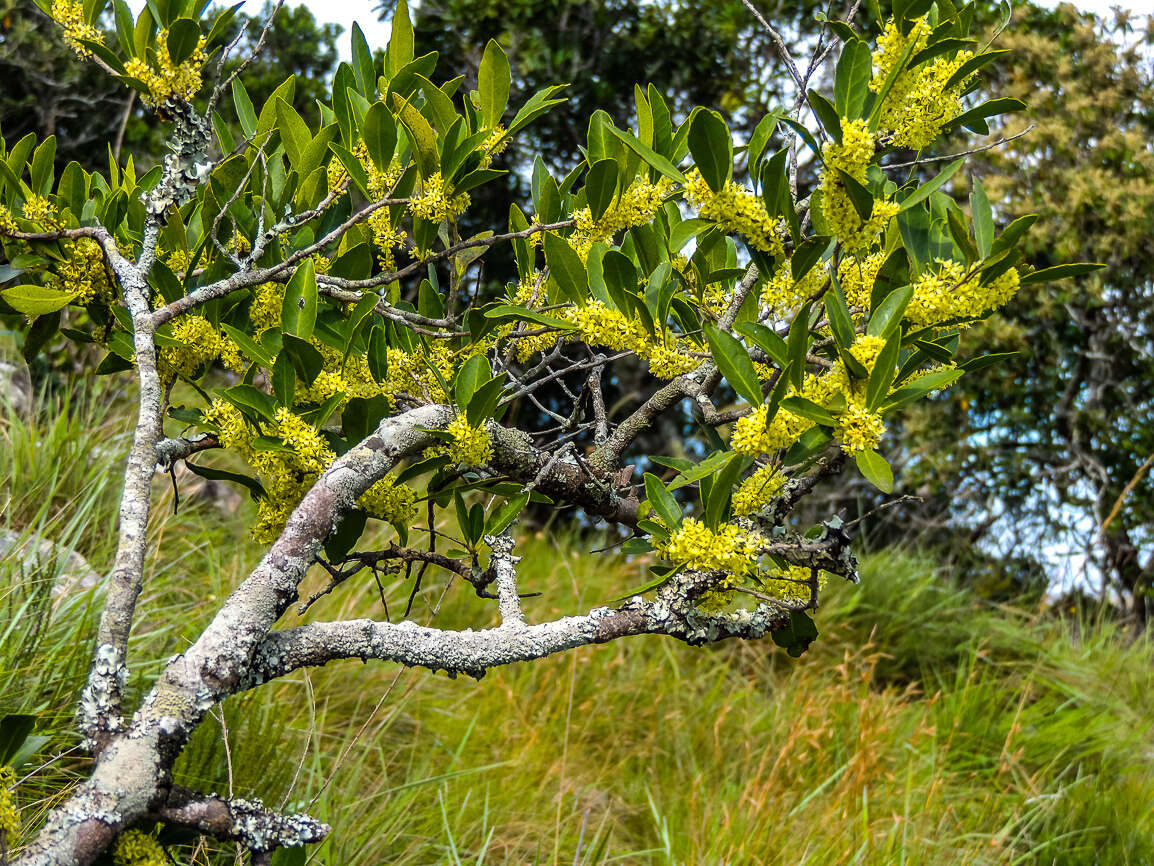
[0,766,19,842]
[112,829,167,866]
[871,17,974,150]
[732,333,893,457]
[159,315,230,380]
[684,169,785,256]
[837,252,886,311]
[570,178,674,256]
[562,300,698,378]
[731,464,786,516]
[835,402,886,454]
[367,213,407,272]
[165,248,193,276]
[358,475,418,524]
[274,407,334,474]
[447,414,493,466]
[478,125,509,169]
[50,0,102,57]
[820,119,897,250]
[408,172,470,224]
[202,400,340,542]
[0,205,17,234]
[52,238,114,304]
[658,517,761,575]
[761,259,827,319]
[21,195,64,230]
[906,260,1020,327]
[760,563,826,607]
[124,30,208,108]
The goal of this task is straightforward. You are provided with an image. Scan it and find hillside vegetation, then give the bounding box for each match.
[2,383,1152,864]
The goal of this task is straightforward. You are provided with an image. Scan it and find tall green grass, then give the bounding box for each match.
[3,386,1153,864]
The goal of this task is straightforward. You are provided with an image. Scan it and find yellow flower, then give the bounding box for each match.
[448,414,493,466]
[0,766,19,842]
[112,829,167,866]
[820,120,897,250]
[21,195,63,230]
[761,259,827,319]
[158,315,226,380]
[123,29,207,108]
[408,172,470,223]
[50,0,102,57]
[871,17,974,150]
[835,402,886,454]
[731,464,786,516]
[837,252,886,311]
[478,124,510,169]
[570,177,674,256]
[907,259,1020,327]
[657,518,762,575]
[359,476,418,524]
[684,169,784,256]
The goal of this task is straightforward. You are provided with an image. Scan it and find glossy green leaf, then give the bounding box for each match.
[453,353,490,411]
[1019,262,1105,286]
[478,39,511,128]
[825,283,855,350]
[644,472,682,529]
[867,285,912,338]
[787,303,810,390]
[166,17,200,64]
[362,102,397,174]
[704,324,762,406]
[703,453,744,530]
[281,258,317,340]
[605,124,687,184]
[899,158,963,212]
[271,353,296,406]
[807,90,842,142]
[736,321,788,367]
[866,330,901,411]
[1,284,79,315]
[855,449,893,493]
[970,176,993,257]
[781,396,837,426]
[835,39,872,119]
[687,109,732,193]
[585,158,619,222]
[486,493,529,535]
[542,232,588,306]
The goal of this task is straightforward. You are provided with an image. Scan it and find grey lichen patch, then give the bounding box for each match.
[144,101,212,219]
[228,797,329,851]
[79,643,128,748]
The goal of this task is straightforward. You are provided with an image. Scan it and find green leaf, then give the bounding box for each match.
[478,39,511,128]
[483,304,574,330]
[944,50,1008,91]
[367,324,388,383]
[835,39,872,119]
[854,449,893,493]
[703,453,745,530]
[961,351,1017,372]
[883,368,963,410]
[866,331,901,411]
[687,109,732,193]
[328,142,370,196]
[908,37,974,69]
[771,611,819,657]
[453,353,490,411]
[835,169,873,221]
[644,472,682,529]
[386,0,414,79]
[736,321,788,367]
[281,258,317,340]
[585,158,619,222]
[1020,263,1105,286]
[867,285,912,338]
[606,124,687,185]
[542,232,589,306]
[271,353,296,406]
[787,304,810,390]
[276,98,311,173]
[219,384,277,423]
[231,78,257,137]
[486,493,529,537]
[991,214,1038,257]
[187,460,266,501]
[807,90,842,142]
[1,284,79,315]
[970,176,993,258]
[166,17,200,64]
[466,375,506,427]
[948,98,1026,136]
[899,158,963,212]
[221,323,272,367]
[280,333,324,384]
[781,396,836,426]
[825,283,855,349]
[392,96,439,179]
[704,324,762,406]
[362,102,397,174]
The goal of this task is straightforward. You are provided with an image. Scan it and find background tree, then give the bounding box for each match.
[0,0,1073,862]
[832,4,1154,617]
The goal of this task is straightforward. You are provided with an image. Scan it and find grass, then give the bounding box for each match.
[2,382,1153,864]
